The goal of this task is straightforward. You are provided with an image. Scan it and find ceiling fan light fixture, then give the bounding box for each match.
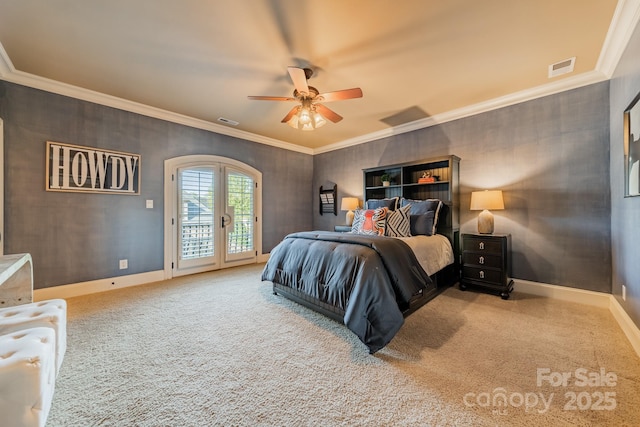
[298,105,312,125]
[286,114,298,129]
[286,103,326,131]
[249,66,362,131]
[312,109,327,128]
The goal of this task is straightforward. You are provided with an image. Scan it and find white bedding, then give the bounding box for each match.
[397,234,454,276]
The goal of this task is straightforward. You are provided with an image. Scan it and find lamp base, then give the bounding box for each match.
[477,209,494,234]
[346,210,355,226]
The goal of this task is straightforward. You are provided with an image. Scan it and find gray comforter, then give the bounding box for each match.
[261,231,435,353]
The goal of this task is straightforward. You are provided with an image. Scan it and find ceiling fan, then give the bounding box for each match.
[248,67,363,131]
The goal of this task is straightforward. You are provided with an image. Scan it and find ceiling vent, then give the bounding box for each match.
[217,117,239,126]
[548,57,576,78]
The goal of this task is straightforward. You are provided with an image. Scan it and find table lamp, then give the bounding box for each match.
[340,197,359,226]
[470,190,504,234]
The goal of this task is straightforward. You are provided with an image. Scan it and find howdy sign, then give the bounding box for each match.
[46,141,140,194]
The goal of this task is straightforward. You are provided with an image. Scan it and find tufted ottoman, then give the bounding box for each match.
[0,299,67,375]
[0,327,57,427]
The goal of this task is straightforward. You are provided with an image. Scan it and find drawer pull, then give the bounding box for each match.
[479,256,485,265]
[479,271,485,279]
[479,242,485,250]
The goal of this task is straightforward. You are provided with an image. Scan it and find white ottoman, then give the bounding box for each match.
[0,327,57,427]
[0,299,67,375]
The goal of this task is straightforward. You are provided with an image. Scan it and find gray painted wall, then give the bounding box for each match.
[0,82,313,289]
[314,82,611,293]
[610,21,640,328]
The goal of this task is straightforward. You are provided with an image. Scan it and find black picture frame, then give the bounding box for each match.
[624,91,640,197]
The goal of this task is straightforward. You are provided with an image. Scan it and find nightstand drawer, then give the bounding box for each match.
[462,237,503,253]
[462,266,503,284]
[462,252,503,269]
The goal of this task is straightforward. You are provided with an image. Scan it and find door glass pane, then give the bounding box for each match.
[226,171,254,254]
[179,167,215,260]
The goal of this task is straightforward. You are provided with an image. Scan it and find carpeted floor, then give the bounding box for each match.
[47,263,640,426]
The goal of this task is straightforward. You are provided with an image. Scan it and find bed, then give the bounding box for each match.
[262,196,459,353]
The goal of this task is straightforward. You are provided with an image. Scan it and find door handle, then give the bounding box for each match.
[221,213,233,229]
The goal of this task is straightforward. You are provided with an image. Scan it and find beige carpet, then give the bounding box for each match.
[46,263,640,426]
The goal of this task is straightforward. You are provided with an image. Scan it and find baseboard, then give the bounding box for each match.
[33,270,165,301]
[513,278,611,308]
[513,278,640,358]
[32,257,270,301]
[609,296,640,358]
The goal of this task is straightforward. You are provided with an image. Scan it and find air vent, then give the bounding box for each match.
[217,117,239,126]
[548,57,576,78]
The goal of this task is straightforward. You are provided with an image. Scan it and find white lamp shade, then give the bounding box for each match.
[341,197,359,226]
[470,190,504,211]
[470,190,504,234]
[340,197,359,211]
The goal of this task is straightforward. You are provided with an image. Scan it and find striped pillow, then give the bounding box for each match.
[351,207,388,236]
[385,204,411,237]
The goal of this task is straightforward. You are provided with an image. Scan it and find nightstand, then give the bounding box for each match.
[334,225,352,233]
[461,233,513,299]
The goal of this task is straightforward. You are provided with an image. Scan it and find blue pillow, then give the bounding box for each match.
[366,197,398,211]
[400,198,441,215]
[401,198,443,235]
[410,211,435,236]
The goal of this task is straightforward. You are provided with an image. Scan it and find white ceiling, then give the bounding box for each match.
[0,0,638,154]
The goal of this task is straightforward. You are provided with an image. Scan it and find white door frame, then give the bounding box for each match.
[163,155,262,279]
[0,118,4,256]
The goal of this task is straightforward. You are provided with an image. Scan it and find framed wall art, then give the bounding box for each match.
[624,91,640,197]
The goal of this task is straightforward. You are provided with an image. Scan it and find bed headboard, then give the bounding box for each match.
[361,155,460,274]
[362,154,459,243]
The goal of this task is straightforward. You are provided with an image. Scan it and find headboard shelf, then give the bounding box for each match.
[363,155,460,241]
[363,155,459,206]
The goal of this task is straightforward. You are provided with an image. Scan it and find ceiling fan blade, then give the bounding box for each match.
[247,96,296,101]
[315,104,343,123]
[281,106,300,123]
[316,88,363,102]
[288,66,310,96]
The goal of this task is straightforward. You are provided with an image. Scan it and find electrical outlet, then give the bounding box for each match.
[622,284,626,301]
[119,259,128,269]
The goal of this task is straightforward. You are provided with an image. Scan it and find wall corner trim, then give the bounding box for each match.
[514,279,640,358]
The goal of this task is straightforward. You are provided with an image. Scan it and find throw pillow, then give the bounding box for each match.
[351,207,388,236]
[401,198,443,235]
[385,204,411,237]
[365,197,399,211]
[410,211,436,236]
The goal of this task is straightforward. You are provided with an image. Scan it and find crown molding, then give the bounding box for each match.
[314,1,640,155]
[597,0,640,78]
[313,70,608,154]
[0,47,313,156]
[1,0,638,157]
[0,42,15,77]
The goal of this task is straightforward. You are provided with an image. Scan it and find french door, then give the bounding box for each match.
[0,118,3,256]
[164,155,261,278]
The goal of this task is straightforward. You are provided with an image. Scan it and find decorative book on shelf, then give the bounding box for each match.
[418,171,436,183]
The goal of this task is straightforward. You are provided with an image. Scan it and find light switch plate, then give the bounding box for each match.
[146,199,153,209]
